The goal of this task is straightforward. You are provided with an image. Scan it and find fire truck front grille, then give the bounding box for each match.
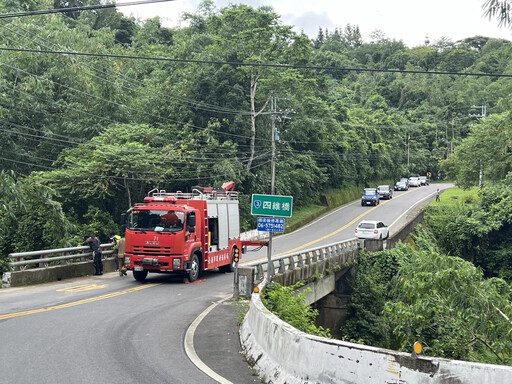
[132,246,172,256]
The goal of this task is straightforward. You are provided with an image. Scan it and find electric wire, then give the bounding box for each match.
[1,46,511,78]
[0,21,253,117]
[0,0,177,19]
[0,61,272,143]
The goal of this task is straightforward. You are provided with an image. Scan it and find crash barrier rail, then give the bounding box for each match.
[236,238,359,298]
[243,238,358,282]
[7,243,115,271]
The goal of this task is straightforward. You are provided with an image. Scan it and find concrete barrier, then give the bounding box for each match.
[240,287,512,384]
[2,258,118,288]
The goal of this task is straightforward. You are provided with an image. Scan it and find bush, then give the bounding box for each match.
[262,282,331,338]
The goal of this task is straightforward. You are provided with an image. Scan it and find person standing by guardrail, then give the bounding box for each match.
[117,236,127,276]
[83,235,103,275]
[110,232,121,271]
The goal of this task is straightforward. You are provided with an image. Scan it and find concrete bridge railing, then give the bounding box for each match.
[240,281,512,384]
[236,238,359,299]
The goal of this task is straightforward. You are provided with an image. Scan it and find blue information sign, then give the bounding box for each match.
[257,217,285,233]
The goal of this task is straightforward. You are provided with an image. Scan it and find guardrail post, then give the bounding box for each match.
[256,264,264,281]
[288,256,295,270]
[268,260,275,279]
[278,259,286,274]
[297,254,304,268]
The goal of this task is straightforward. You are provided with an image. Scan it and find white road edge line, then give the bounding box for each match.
[185,293,234,384]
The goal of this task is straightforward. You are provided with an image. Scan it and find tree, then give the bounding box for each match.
[0,170,70,266]
[385,244,512,364]
[483,0,512,28]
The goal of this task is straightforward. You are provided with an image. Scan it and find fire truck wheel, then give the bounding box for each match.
[133,270,148,282]
[188,254,200,282]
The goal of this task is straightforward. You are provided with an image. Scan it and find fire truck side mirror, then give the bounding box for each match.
[188,215,196,228]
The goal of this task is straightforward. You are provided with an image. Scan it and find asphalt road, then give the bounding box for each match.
[0,183,450,384]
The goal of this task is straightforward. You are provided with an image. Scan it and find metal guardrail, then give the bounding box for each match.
[8,243,115,271]
[6,237,357,279]
[242,238,359,282]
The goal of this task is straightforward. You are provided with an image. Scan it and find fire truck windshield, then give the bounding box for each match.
[129,209,185,232]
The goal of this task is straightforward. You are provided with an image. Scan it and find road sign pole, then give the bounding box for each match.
[267,96,276,284]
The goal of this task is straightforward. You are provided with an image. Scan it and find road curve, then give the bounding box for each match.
[0,183,449,383]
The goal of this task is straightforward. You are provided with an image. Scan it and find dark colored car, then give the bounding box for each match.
[361,188,380,206]
[400,177,410,188]
[377,185,393,199]
[394,181,408,191]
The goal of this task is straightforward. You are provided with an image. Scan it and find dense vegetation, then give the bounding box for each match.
[342,184,512,365]
[1,0,512,265]
[262,281,331,338]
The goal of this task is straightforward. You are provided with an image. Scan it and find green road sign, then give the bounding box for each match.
[251,194,293,217]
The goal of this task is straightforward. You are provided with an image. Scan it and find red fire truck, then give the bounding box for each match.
[123,182,263,282]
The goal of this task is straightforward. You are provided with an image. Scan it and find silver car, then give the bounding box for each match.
[409,177,421,187]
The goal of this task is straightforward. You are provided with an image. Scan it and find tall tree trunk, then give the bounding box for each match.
[247,74,269,172]
[124,177,131,208]
[247,74,259,172]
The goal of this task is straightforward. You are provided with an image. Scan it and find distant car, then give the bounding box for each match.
[419,176,429,186]
[409,177,421,187]
[377,185,393,199]
[395,181,408,191]
[361,188,380,206]
[400,178,410,188]
[355,220,389,240]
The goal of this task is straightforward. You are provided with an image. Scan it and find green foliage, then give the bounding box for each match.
[384,247,512,364]
[424,180,512,280]
[341,246,411,348]
[0,170,71,272]
[441,112,512,188]
[344,235,512,365]
[262,282,331,338]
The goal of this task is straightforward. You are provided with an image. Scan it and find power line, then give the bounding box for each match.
[1,46,511,78]
[1,61,271,143]
[0,0,176,19]
[0,21,253,117]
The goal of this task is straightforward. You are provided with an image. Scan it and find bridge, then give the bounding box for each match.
[236,211,512,384]
[3,210,512,383]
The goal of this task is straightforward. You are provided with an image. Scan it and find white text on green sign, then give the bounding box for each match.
[251,194,293,218]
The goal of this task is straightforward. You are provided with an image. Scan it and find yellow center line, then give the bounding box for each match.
[242,189,416,264]
[0,283,160,320]
[56,284,108,293]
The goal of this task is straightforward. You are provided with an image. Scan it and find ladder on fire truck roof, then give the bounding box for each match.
[147,183,238,201]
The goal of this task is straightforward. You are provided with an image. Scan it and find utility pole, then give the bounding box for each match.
[406,134,410,169]
[451,117,454,154]
[267,96,277,283]
[265,95,291,283]
[469,105,487,188]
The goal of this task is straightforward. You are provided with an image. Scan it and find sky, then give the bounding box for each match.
[120,0,512,47]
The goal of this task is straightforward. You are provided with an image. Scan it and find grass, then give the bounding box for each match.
[433,186,479,207]
[286,203,327,228]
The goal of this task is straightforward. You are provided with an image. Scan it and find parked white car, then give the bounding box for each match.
[409,177,421,187]
[355,220,389,240]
